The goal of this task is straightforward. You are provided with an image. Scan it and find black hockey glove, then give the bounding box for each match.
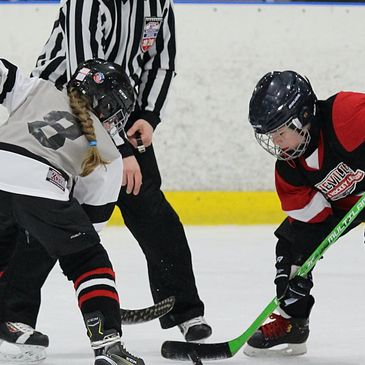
[275,237,313,305]
[279,275,313,308]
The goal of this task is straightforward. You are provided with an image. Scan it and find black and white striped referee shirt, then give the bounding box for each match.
[32,0,176,133]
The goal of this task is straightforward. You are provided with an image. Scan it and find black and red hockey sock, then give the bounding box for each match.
[59,244,122,334]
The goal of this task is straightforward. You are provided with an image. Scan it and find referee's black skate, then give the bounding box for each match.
[0,322,49,362]
[85,312,145,365]
[178,316,212,342]
[244,313,309,357]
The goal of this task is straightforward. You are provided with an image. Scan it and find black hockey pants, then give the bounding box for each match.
[0,145,204,329]
[0,191,121,333]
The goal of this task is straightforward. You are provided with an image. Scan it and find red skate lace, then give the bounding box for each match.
[261,313,290,339]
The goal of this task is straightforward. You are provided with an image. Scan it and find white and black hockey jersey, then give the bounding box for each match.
[0,58,122,226]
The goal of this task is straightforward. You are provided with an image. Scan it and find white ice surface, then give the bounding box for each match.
[33,225,365,365]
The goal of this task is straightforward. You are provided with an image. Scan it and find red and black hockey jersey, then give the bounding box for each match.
[275,91,365,224]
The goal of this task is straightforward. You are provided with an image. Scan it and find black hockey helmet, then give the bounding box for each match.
[248,70,317,160]
[249,70,317,134]
[67,59,135,135]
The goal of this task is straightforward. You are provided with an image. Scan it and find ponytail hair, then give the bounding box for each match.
[68,87,109,177]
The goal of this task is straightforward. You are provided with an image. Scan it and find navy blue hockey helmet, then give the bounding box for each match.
[249,70,317,134]
[68,59,135,135]
[248,70,317,160]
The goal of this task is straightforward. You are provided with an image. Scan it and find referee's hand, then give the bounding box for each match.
[127,119,153,151]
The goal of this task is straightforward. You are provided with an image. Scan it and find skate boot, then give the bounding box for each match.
[244,313,309,357]
[85,312,145,365]
[94,341,145,365]
[178,316,212,342]
[0,322,49,362]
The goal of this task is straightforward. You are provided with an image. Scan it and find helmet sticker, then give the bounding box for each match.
[119,90,128,100]
[75,67,91,81]
[288,94,301,109]
[252,123,262,131]
[93,72,105,84]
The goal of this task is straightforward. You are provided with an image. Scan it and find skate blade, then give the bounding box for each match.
[0,340,46,363]
[243,342,307,357]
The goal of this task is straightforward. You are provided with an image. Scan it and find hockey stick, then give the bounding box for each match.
[161,194,365,360]
[121,296,175,324]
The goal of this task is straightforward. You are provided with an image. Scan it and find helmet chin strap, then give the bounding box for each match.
[303,116,321,158]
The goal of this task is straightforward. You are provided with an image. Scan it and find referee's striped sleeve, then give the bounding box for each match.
[32,0,106,83]
[65,0,105,79]
[32,13,68,86]
[138,0,176,123]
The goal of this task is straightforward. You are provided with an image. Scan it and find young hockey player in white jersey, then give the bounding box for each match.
[28,0,212,345]
[0,57,144,365]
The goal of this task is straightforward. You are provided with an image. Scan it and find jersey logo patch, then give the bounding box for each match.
[141,17,163,53]
[315,162,365,201]
[46,167,66,192]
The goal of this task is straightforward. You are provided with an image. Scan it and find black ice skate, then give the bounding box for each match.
[85,312,145,365]
[178,316,212,342]
[243,313,309,357]
[0,322,49,362]
[95,341,145,365]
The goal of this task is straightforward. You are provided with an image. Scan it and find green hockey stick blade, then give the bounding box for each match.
[161,298,279,360]
[161,194,365,360]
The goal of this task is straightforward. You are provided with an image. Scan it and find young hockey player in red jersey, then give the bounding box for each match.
[244,70,365,357]
[0,57,144,365]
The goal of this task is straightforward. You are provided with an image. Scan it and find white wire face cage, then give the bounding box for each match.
[101,108,131,138]
[254,118,311,161]
[94,86,134,138]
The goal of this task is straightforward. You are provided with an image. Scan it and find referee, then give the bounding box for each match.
[1,0,212,344]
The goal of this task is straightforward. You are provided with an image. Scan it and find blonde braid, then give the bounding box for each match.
[68,88,109,176]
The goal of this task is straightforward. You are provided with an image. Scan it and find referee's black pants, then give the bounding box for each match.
[117,145,204,328]
[0,145,205,329]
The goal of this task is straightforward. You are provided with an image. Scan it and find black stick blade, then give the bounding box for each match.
[161,340,233,361]
[120,296,175,324]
